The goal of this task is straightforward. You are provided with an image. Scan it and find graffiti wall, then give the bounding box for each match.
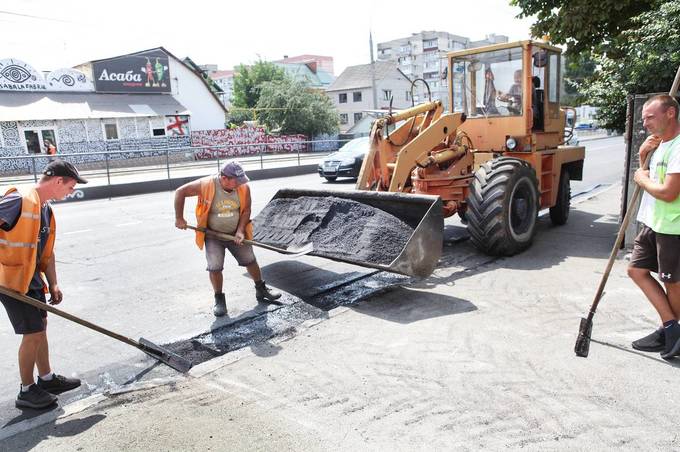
[191,127,307,160]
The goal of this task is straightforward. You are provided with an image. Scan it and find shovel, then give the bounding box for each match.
[0,286,192,372]
[574,65,680,357]
[186,224,313,257]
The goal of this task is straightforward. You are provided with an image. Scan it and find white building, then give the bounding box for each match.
[0,47,226,173]
[377,31,508,108]
[326,61,412,133]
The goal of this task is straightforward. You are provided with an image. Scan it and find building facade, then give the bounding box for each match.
[0,48,226,173]
[377,31,508,108]
[326,61,412,133]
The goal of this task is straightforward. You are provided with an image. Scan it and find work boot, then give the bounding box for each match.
[631,327,665,353]
[16,384,57,409]
[37,374,81,395]
[213,293,227,317]
[255,280,281,304]
[661,322,680,360]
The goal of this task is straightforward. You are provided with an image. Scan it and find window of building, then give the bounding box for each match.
[152,127,166,136]
[339,93,347,103]
[400,45,411,53]
[382,89,392,101]
[353,112,362,123]
[104,122,118,140]
[406,91,412,101]
[423,38,438,49]
[353,91,362,102]
[340,113,348,125]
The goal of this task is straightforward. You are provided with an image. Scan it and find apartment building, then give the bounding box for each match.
[377,31,508,108]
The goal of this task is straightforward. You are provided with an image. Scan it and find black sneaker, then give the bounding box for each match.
[632,327,665,352]
[16,384,57,409]
[37,374,81,395]
[660,323,680,360]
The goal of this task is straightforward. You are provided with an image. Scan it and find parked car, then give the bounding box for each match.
[318,137,369,182]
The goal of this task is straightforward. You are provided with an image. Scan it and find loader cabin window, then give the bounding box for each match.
[451,47,524,118]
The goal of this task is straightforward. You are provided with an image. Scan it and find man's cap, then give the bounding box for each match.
[43,159,88,184]
[220,161,249,185]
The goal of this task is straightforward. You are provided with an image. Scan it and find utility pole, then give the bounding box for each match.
[370,31,377,110]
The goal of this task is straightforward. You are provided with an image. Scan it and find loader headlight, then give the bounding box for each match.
[505,137,518,150]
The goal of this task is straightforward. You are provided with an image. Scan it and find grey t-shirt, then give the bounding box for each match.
[207,177,240,234]
[0,191,52,290]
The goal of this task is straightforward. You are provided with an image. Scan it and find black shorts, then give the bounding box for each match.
[0,288,47,334]
[630,225,680,283]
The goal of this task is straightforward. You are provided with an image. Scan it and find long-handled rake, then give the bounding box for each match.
[0,286,192,372]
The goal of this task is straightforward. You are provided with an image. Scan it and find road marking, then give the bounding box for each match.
[63,229,91,235]
[116,221,142,227]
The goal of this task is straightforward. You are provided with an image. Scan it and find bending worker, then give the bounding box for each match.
[174,161,281,317]
[629,94,680,359]
[0,160,87,409]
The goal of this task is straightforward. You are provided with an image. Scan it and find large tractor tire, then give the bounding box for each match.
[466,157,540,256]
[549,169,570,225]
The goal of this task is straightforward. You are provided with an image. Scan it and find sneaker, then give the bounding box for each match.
[631,327,665,352]
[16,384,57,409]
[660,323,680,360]
[213,293,227,317]
[255,280,282,304]
[37,374,81,395]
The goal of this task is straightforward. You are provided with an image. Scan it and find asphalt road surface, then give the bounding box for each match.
[0,136,624,428]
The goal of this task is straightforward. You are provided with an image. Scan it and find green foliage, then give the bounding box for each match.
[562,53,596,106]
[511,0,660,55]
[231,61,286,109]
[581,1,680,131]
[256,78,339,138]
[513,0,679,131]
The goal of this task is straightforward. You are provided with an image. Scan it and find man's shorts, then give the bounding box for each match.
[630,225,680,283]
[0,287,47,334]
[205,237,257,271]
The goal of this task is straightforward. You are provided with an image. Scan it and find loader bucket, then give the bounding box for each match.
[252,188,443,278]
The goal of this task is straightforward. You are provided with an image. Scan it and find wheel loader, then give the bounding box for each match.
[253,40,585,278]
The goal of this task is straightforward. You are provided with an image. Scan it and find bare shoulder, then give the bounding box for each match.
[177,178,203,196]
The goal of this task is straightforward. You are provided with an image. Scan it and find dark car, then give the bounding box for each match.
[318,137,369,182]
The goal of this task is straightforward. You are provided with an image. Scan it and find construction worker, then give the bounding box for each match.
[0,160,87,409]
[629,94,680,359]
[174,161,281,316]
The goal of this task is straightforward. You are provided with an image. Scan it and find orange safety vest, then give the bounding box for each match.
[0,187,56,293]
[194,176,253,249]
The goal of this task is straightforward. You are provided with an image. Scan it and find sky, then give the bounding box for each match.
[0,0,535,75]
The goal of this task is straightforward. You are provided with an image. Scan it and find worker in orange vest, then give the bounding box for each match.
[174,161,281,316]
[0,160,88,409]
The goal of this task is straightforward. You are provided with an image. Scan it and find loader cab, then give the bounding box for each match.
[448,41,564,152]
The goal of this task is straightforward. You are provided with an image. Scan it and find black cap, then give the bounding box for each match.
[43,159,88,184]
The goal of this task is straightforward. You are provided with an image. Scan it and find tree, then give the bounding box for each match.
[513,0,679,131]
[256,78,339,138]
[581,1,680,131]
[231,60,286,109]
[511,0,661,55]
[562,53,596,106]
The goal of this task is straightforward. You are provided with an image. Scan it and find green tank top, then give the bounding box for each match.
[207,177,240,234]
[651,135,680,234]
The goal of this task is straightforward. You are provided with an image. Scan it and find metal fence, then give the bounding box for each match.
[0,138,353,187]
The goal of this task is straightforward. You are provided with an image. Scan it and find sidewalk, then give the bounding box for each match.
[3,182,678,450]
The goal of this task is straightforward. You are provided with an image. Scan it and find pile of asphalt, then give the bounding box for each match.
[253,196,414,265]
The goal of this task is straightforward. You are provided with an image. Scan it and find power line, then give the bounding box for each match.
[0,10,73,23]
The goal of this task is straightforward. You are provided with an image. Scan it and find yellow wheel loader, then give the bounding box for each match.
[253,40,585,278]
